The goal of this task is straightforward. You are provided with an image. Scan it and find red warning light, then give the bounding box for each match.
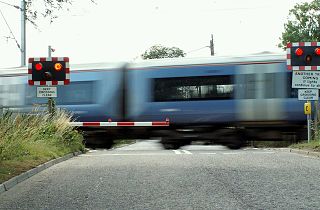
[54,63,63,71]
[315,48,320,56]
[35,63,43,71]
[295,48,304,56]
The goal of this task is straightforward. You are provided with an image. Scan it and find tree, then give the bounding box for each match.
[25,0,95,25]
[279,0,320,141]
[279,0,320,49]
[141,45,186,59]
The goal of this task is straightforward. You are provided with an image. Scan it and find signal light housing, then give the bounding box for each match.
[295,48,303,56]
[28,57,70,85]
[35,63,43,71]
[287,42,320,70]
[54,63,63,71]
[44,72,52,80]
[306,55,312,63]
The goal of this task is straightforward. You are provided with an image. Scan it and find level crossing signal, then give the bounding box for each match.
[28,57,70,85]
[287,42,320,70]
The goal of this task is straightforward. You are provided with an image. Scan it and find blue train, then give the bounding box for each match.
[0,53,307,149]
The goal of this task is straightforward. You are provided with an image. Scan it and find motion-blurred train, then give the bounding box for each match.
[0,53,307,149]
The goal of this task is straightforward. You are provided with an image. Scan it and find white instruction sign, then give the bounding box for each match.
[37,87,57,98]
[292,71,320,89]
[298,89,319,101]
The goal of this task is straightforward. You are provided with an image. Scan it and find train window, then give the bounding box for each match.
[241,74,255,99]
[0,84,25,107]
[153,76,234,101]
[237,73,285,99]
[264,73,284,98]
[56,81,96,105]
[26,81,96,105]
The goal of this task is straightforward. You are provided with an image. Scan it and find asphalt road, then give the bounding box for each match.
[1,140,320,210]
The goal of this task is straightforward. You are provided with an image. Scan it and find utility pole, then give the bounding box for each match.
[210,34,214,56]
[21,0,26,66]
[0,0,25,66]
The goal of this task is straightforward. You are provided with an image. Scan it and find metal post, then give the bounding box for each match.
[48,45,52,58]
[304,101,312,143]
[314,99,318,140]
[308,113,311,143]
[210,34,214,56]
[48,46,54,117]
[21,0,26,66]
[307,100,311,143]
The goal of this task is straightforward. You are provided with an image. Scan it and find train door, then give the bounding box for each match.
[235,63,286,123]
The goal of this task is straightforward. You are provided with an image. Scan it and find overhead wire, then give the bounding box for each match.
[0,1,21,10]
[0,7,21,51]
[186,46,209,54]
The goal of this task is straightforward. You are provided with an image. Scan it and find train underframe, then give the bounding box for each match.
[79,121,307,150]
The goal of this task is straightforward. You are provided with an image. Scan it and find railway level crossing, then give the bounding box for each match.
[28,48,169,128]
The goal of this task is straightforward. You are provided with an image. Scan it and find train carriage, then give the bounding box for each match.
[126,54,306,148]
[0,53,307,149]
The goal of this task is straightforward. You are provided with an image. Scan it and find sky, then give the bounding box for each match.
[0,0,311,68]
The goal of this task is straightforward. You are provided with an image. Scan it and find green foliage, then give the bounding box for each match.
[279,0,320,49]
[290,140,320,151]
[0,110,84,162]
[25,0,96,24]
[141,45,186,59]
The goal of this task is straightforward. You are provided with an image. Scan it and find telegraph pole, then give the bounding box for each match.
[21,0,26,66]
[0,0,25,66]
[210,34,214,56]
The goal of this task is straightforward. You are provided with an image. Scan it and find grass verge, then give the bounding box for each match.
[0,110,84,184]
[289,140,320,152]
[248,140,293,148]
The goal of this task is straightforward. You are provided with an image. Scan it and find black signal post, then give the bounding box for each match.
[28,55,70,117]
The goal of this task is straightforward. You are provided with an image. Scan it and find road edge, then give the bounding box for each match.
[0,151,83,195]
[289,148,320,157]
[274,148,320,158]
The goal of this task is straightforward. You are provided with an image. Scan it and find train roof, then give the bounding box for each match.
[128,53,286,69]
[0,53,286,76]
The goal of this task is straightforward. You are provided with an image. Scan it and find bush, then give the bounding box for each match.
[0,109,84,162]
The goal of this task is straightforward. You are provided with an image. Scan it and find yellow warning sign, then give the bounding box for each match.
[304,102,311,115]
